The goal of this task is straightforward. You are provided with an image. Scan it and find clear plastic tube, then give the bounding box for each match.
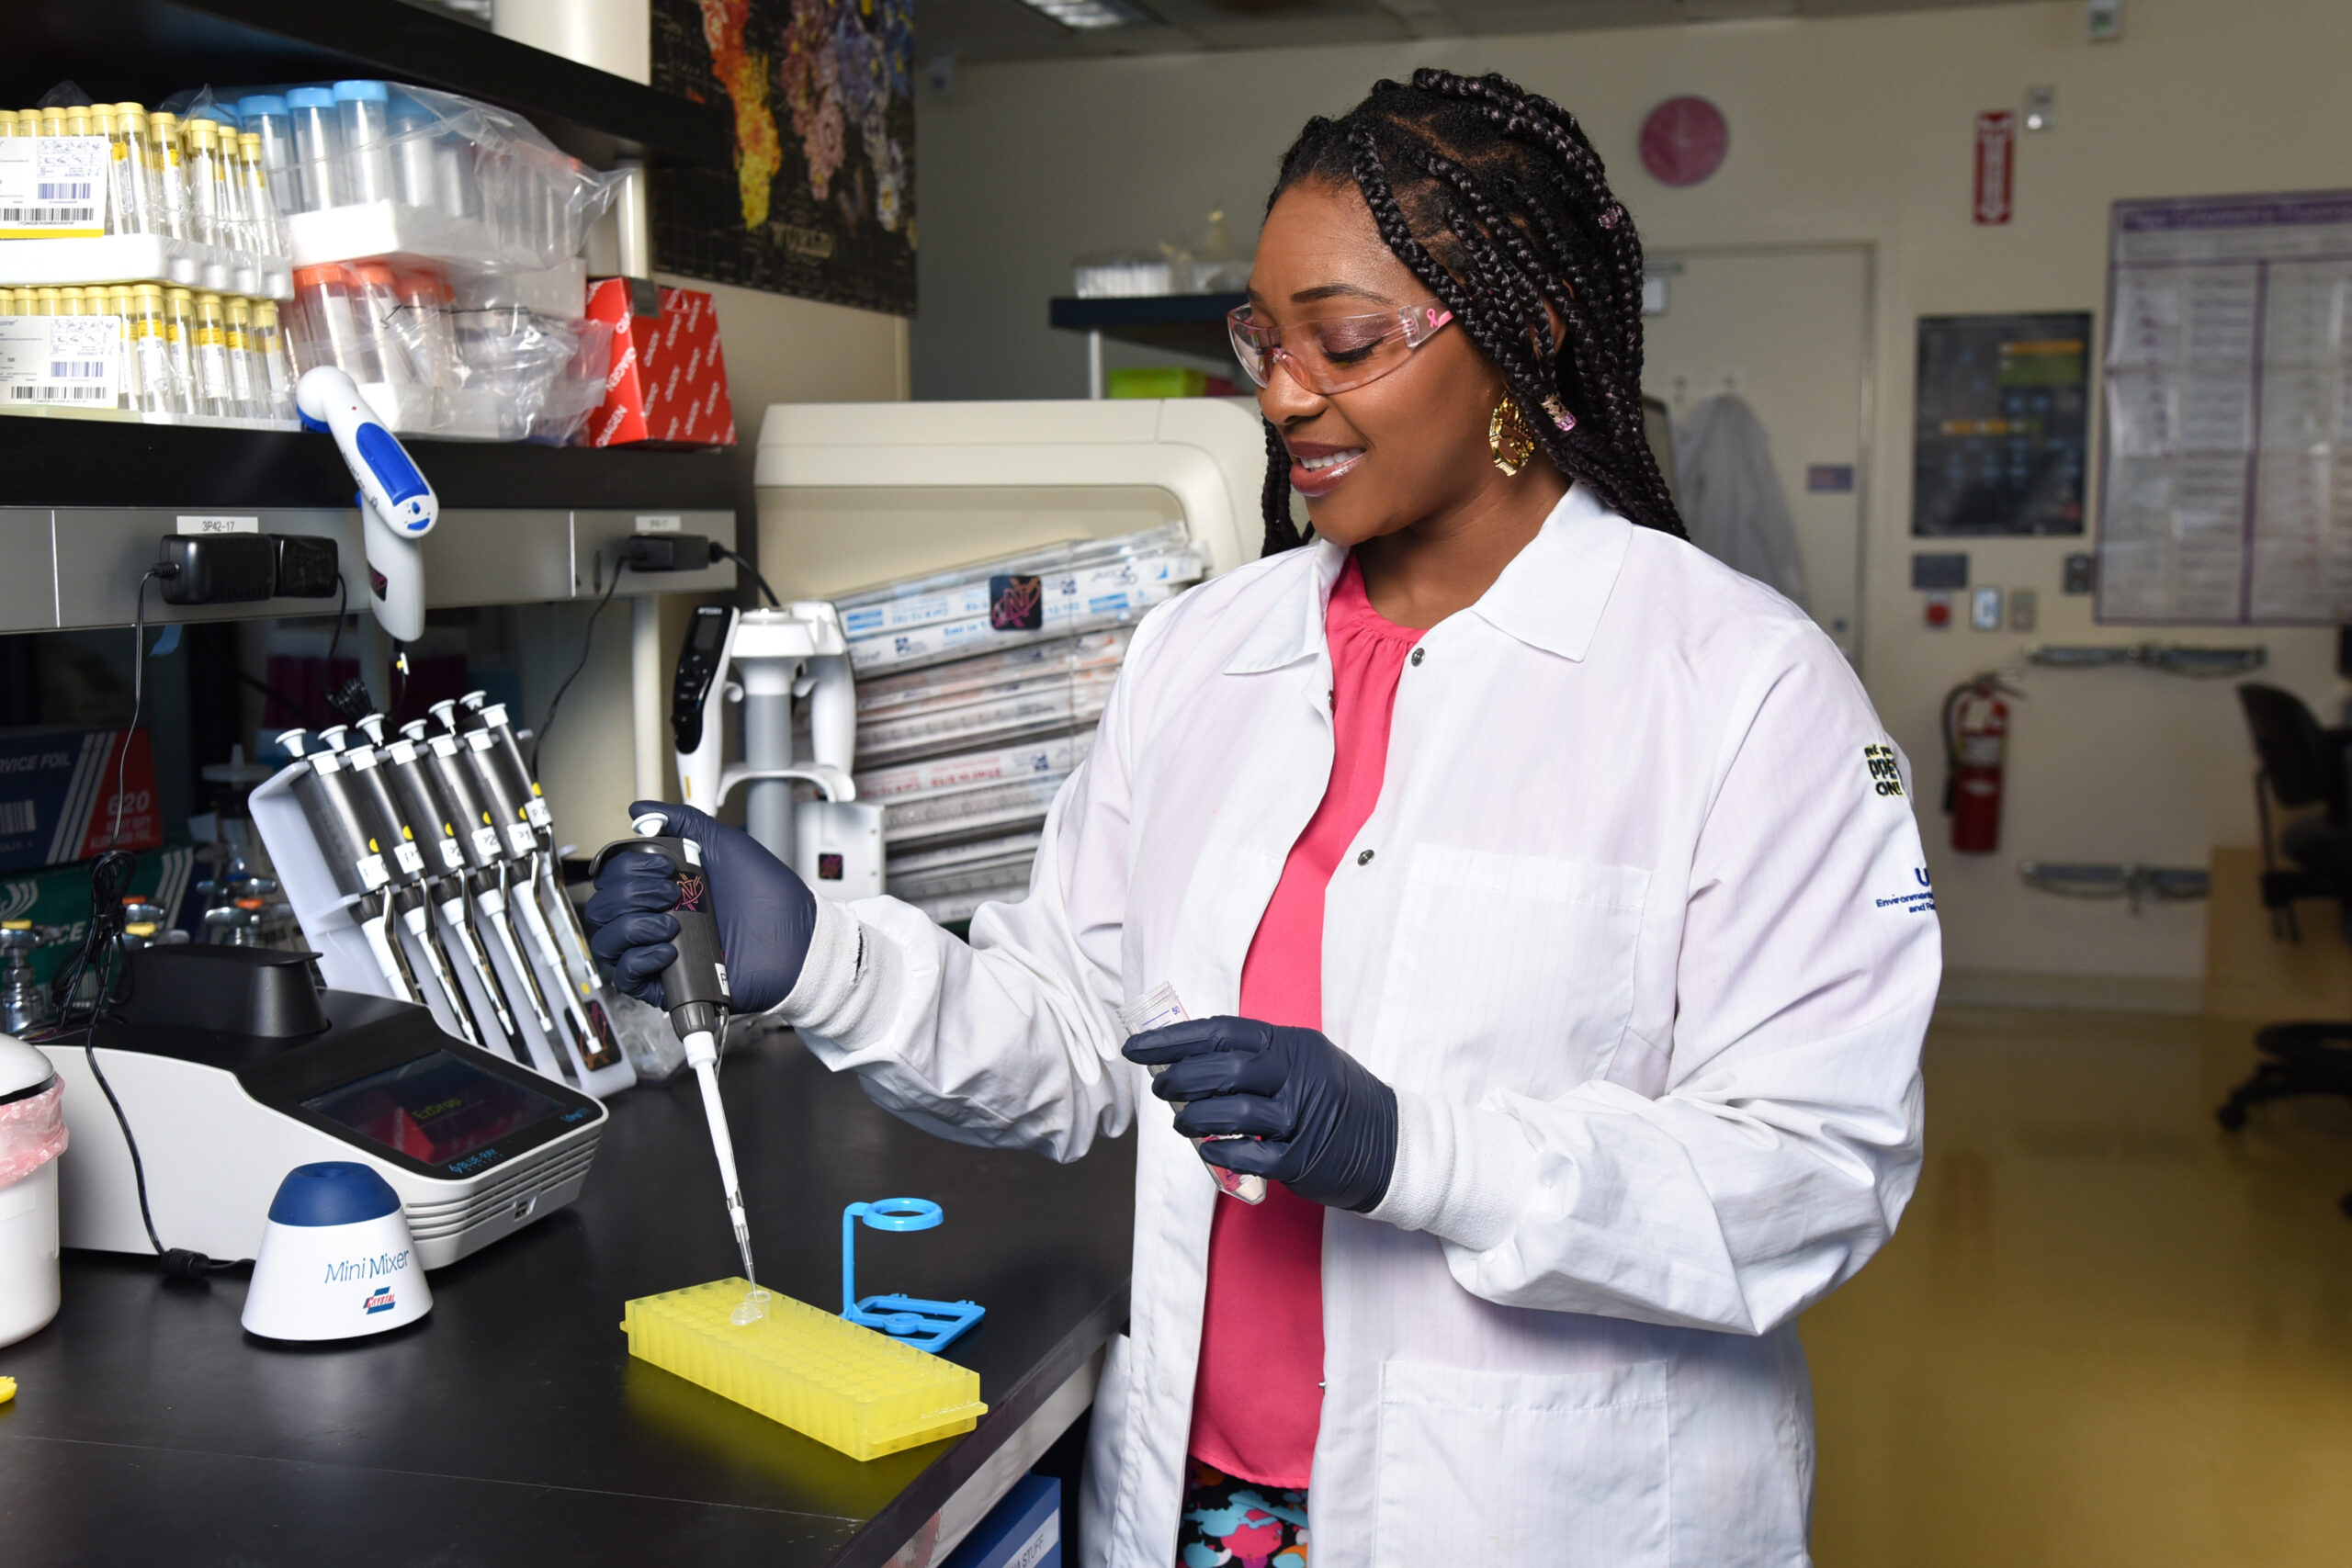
[334,81,394,207]
[224,297,263,417]
[388,91,438,209]
[287,87,342,213]
[185,118,228,248]
[192,292,237,416]
[390,268,459,389]
[146,112,190,241]
[238,132,281,254]
[127,285,173,413]
[1115,983,1268,1204]
[347,262,417,384]
[107,286,141,411]
[159,288,199,414]
[252,299,296,420]
[236,96,301,219]
[111,105,158,238]
[290,265,380,381]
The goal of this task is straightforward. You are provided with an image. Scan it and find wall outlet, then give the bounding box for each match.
[2008,587,2039,632]
[2087,0,2121,41]
[1971,585,2004,630]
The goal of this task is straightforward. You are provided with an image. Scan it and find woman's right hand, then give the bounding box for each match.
[583,800,819,1014]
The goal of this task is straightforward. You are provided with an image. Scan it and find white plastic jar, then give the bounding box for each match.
[0,1032,65,1348]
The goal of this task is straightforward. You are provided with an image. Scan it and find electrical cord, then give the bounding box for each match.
[710,542,780,608]
[39,563,246,1279]
[531,552,625,774]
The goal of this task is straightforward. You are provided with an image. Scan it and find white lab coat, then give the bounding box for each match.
[776,484,1939,1567]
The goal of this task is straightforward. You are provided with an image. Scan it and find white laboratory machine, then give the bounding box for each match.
[40,944,604,1271]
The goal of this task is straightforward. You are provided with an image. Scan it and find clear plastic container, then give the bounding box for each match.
[289,264,380,382]
[1115,983,1268,1204]
[185,118,230,248]
[237,132,281,254]
[146,111,190,241]
[252,299,296,419]
[237,96,301,219]
[191,292,237,417]
[335,81,395,207]
[286,86,342,214]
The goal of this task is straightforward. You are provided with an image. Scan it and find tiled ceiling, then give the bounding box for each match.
[917,0,2040,63]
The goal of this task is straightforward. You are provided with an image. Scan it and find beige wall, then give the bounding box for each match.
[526,283,908,841]
[910,0,2352,991]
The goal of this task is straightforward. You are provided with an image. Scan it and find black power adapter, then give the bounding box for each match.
[157,533,341,605]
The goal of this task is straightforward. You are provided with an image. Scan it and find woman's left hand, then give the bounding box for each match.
[1123,1018,1398,1213]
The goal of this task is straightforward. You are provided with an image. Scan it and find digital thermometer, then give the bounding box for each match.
[295,365,436,642]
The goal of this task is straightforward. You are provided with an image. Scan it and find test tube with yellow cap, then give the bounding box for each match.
[126,285,174,413]
[238,132,281,254]
[107,286,141,411]
[251,299,296,421]
[224,297,263,418]
[30,288,60,319]
[112,105,159,236]
[38,107,66,140]
[56,287,85,318]
[146,111,190,241]
[191,292,237,417]
[160,288,199,413]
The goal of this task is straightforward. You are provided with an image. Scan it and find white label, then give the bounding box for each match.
[635,513,683,533]
[504,822,537,857]
[0,314,122,406]
[0,138,107,235]
[357,852,390,890]
[1004,1513,1059,1568]
[177,514,260,536]
[712,959,729,999]
[524,797,552,829]
[471,826,502,862]
[309,751,343,775]
[682,839,703,867]
[436,838,465,871]
[394,841,424,876]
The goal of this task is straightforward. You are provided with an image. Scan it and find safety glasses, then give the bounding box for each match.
[1227,301,1453,394]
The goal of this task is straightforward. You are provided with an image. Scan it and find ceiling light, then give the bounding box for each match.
[1019,0,1153,29]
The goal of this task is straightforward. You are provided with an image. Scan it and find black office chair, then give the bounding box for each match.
[2222,682,2352,1218]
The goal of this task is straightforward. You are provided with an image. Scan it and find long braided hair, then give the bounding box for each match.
[1257,70,1684,555]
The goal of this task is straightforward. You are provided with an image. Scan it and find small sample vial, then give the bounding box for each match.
[127,285,174,413]
[291,264,382,382]
[251,299,295,420]
[191,292,237,417]
[1115,983,1268,1204]
[106,286,141,411]
[110,105,158,238]
[236,96,301,218]
[223,296,262,418]
[160,288,200,415]
[387,91,438,209]
[146,112,190,242]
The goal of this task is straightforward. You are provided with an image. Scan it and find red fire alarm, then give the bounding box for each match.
[1925,594,1954,628]
[1640,96,1729,187]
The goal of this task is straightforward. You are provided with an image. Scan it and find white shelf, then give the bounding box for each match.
[0,234,293,300]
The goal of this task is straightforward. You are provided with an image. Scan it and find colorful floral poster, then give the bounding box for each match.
[651,0,915,316]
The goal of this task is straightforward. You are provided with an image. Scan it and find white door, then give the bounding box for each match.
[1643,244,1873,662]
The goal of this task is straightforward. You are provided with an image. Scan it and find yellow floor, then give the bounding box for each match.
[1803,1007,2352,1566]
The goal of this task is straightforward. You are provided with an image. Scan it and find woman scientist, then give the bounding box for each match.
[589,70,1939,1568]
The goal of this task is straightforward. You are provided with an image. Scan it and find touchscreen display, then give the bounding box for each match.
[304,1052,562,1168]
[691,611,727,652]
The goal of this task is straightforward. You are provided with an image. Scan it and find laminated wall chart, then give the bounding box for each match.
[2100,192,2352,623]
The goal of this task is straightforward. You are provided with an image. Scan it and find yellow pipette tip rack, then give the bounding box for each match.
[622,1279,985,1461]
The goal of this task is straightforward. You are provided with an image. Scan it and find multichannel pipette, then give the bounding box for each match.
[591,815,758,1315]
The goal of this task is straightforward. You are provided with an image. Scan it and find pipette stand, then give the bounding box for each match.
[841,1198,984,1354]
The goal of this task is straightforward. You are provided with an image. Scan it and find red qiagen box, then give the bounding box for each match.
[582,280,739,448]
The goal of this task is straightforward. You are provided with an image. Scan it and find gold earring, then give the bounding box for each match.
[1488,395,1536,476]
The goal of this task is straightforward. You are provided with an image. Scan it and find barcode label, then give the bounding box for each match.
[0,205,96,225]
[0,801,33,834]
[0,139,107,234]
[51,359,107,380]
[38,181,93,200]
[8,384,113,401]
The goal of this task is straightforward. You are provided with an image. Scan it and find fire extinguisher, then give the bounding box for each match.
[1943,673,2022,853]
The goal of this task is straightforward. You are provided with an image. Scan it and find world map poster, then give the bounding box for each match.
[651,0,915,316]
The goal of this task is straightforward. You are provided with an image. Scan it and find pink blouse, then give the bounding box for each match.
[1185,553,1424,1488]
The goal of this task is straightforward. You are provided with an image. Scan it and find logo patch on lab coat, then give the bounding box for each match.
[1863,743,1905,797]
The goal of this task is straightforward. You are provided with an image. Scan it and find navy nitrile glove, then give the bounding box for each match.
[1123,1017,1398,1213]
[583,800,817,1014]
